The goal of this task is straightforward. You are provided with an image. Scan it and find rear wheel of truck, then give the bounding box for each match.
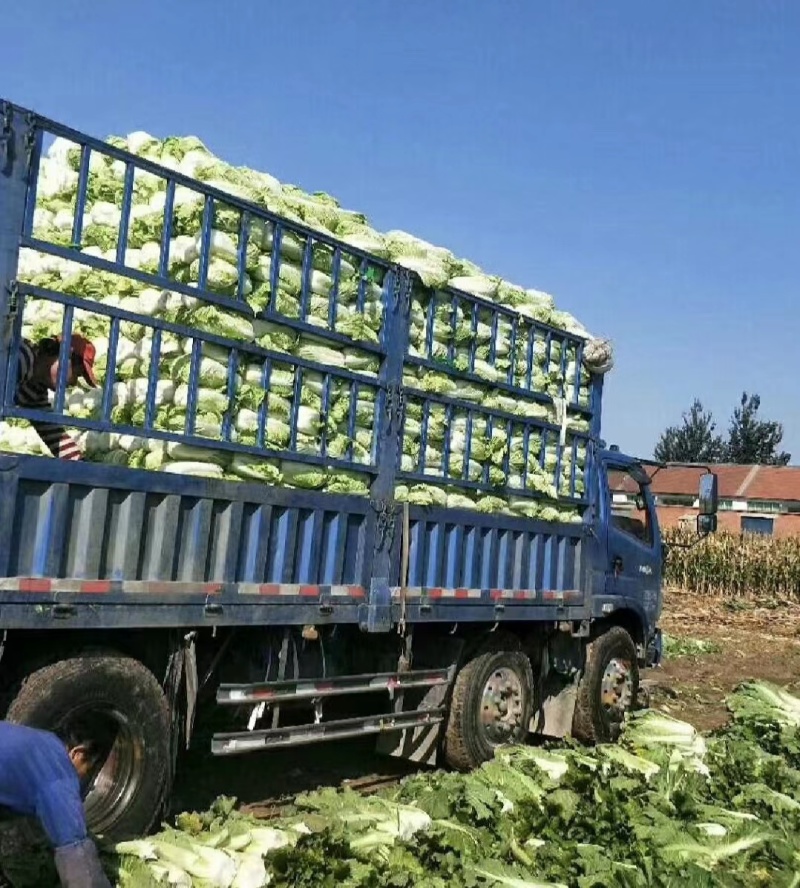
[6,654,170,841]
[443,647,535,771]
[572,625,639,744]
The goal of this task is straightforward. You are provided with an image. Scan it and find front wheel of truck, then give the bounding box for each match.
[6,654,171,841]
[572,625,639,744]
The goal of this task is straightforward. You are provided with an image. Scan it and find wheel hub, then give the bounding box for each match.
[480,667,524,745]
[600,657,633,719]
[59,707,144,836]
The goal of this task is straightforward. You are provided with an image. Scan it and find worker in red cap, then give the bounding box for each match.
[15,334,98,461]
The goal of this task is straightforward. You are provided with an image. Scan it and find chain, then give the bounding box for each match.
[0,101,13,171]
[7,281,19,319]
[392,266,412,314]
[23,112,36,176]
[372,498,398,551]
[383,383,405,431]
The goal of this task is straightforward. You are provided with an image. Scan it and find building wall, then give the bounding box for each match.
[655,505,800,538]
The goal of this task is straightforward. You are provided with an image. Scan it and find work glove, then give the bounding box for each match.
[54,839,112,888]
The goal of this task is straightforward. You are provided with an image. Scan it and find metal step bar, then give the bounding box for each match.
[216,668,452,706]
[211,707,445,755]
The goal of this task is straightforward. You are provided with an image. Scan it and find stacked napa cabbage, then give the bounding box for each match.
[6,130,611,521]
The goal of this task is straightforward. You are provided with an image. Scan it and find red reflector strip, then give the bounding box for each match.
[19,578,51,593]
[80,581,111,594]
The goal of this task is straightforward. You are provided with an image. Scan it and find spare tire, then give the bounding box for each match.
[6,654,171,841]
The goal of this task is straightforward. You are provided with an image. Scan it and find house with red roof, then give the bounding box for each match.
[611,464,800,537]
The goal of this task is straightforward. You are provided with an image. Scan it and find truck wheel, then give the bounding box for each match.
[443,649,534,771]
[6,654,170,841]
[572,626,639,744]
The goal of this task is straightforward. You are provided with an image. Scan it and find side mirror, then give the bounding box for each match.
[698,472,718,516]
[697,513,717,536]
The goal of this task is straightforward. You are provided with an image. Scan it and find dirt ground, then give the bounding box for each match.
[644,588,800,731]
[172,590,800,814]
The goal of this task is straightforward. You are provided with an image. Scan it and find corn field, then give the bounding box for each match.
[663,528,800,598]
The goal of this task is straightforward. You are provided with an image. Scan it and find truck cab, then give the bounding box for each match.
[600,448,718,666]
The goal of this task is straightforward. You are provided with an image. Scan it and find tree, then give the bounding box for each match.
[653,399,726,463]
[724,391,791,466]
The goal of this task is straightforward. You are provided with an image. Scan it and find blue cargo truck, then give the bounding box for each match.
[0,100,718,841]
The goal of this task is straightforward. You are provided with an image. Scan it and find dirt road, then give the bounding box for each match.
[646,588,800,730]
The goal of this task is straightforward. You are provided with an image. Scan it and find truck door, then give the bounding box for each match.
[603,460,661,621]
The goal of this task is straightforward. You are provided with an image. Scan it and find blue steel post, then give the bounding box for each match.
[0,103,34,414]
[584,371,604,527]
[360,265,413,632]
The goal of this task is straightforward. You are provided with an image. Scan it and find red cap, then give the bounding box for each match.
[57,334,98,387]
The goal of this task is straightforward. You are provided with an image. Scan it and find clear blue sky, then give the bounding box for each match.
[4,1,799,463]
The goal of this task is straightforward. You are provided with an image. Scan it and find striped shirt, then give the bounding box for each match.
[17,340,82,460]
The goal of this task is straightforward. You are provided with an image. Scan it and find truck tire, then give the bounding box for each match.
[572,626,639,744]
[443,648,534,771]
[6,654,170,841]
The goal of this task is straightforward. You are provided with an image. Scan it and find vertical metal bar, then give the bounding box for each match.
[53,306,74,414]
[319,372,332,457]
[418,399,429,474]
[573,341,584,407]
[539,428,548,474]
[3,290,27,415]
[235,211,250,305]
[507,317,518,386]
[116,162,135,265]
[424,291,436,361]
[463,409,473,471]
[448,294,458,364]
[144,327,162,430]
[502,417,512,483]
[21,126,44,238]
[544,331,553,377]
[363,265,411,633]
[269,223,283,313]
[442,401,454,479]
[0,104,31,412]
[346,379,359,445]
[101,317,121,421]
[483,413,493,486]
[256,358,273,450]
[356,259,368,314]
[522,425,531,490]
[525,325,535,390]
[559,336,568,399]
[70,145,91,249]
[554,426,563,492]
[221,347,238,443]
[185,338,201,436]
[197,196,214,291]
[290,363,303,451]
[158,179,176,279]
[299,236,313,322]
[469,303,479,374]
[328,249,341,330]
[488,310,499,364]
[570,434,579,499]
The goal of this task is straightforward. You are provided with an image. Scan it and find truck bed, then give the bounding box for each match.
[0,99,597,635]
[0,453,588,630]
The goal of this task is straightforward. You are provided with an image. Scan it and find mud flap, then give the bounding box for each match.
[530,671,580,739]
[359,577,393,633]
[375,667,455,765]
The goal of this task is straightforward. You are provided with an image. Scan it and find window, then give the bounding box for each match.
[747,500,783,514]
[606,465,654,546]
[741,516,774,536]
[655,495,694,507]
